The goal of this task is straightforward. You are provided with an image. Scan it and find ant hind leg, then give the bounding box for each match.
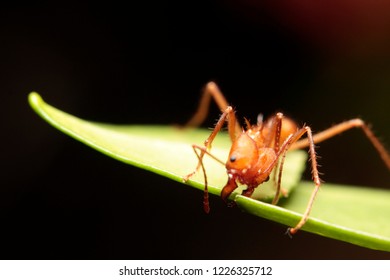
[291,118,390,170]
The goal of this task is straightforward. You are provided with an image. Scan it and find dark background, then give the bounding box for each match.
[1,1,390,259]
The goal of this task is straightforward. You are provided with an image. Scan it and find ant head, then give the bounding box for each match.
[226,133,258,173]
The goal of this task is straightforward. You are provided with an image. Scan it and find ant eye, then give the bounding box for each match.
[230,155,237,162]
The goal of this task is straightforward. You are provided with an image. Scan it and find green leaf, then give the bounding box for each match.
[28,92,390,252]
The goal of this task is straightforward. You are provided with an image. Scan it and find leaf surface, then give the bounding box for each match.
[28,92,390,252]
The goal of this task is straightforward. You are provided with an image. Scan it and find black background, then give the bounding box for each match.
[1,1,390,259]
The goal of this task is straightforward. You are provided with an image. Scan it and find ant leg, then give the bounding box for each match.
[185,82,227,127]
[185,82,242,139]
[263,113,283,151]
[183,106,238,181]
[228,186,255,208]
[263,112,288,203]
[185,144,225,213]
[183,144,225,181]
[242,187,255,197]
[291,119,390,170]
[183,106,239,212]
[271,161,280,201]
[287,126,322,235]
[192,145,209,213]
[272,149,289,205]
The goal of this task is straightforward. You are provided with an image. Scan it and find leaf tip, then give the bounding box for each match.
[28,92,43,108]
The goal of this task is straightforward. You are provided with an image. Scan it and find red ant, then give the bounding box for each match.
[183,82,390,235]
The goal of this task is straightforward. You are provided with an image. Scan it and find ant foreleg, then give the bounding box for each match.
[184,106,238,182]
[183,144,225,213]
[183,144,225,181]
[183,106,238,213]
[291,118,390,170]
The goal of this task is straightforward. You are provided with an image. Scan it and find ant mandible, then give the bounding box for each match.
[183,82,390,235]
